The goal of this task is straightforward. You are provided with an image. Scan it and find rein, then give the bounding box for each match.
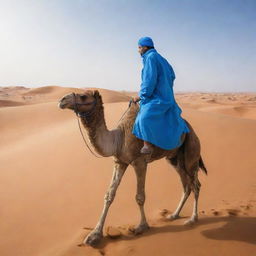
[72,93,135,158]
[116,99,134,125]
[72,92,103,158]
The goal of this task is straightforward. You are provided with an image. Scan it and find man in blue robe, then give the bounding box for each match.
[132,36,190,154]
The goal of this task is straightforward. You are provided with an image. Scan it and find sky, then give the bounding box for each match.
[0,0,255,92]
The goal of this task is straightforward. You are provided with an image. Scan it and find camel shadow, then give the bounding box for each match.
[200,216,256,245]
[95,216,256,249]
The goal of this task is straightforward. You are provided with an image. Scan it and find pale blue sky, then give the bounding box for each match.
[0,0,255,92]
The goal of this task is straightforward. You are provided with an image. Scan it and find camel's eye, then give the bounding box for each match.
[80,95,87,100]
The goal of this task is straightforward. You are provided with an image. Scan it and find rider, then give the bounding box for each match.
[132,36,190,154]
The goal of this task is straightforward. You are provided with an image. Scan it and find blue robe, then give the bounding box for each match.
[132,48,190,150]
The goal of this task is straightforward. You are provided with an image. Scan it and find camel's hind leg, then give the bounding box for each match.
[166,123,203,225]
[166,156,191,220]
[166,155,201,225]
[184,162,201,225]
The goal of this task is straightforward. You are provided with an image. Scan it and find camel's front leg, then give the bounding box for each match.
[83,161,128,246]
[131,159,149,235]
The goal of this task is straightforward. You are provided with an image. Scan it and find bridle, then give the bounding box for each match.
[72,92,103,158]
[72,92,136,158]
[72,92,96,120]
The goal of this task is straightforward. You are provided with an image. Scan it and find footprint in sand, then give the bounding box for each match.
[105,226,122,239]
[210,208,241,217]
[225,209,240,216]
[159,208,170,217]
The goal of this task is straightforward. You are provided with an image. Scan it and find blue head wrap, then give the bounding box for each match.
[138,36,154,47]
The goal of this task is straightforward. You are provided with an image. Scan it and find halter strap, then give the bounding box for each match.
[72,92,96,118]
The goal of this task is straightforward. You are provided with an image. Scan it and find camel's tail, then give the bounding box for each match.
[199,156,208,175]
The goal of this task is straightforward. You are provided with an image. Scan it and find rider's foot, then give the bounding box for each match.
[140,144,153,154]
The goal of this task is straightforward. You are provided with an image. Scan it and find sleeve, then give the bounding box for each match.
[139,55,158,100]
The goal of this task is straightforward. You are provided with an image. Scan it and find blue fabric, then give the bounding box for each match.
[138,36,154,47]
[132,48,190,150]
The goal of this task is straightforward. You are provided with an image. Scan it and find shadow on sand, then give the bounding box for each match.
[94,216,256,249]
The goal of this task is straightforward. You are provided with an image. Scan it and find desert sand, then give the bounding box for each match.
[0,86,255,256]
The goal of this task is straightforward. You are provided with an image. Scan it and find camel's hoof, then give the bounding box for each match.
[166,214,180,221]
[184,217,198,226]
[83,231,103,247]
[131,223,150,235]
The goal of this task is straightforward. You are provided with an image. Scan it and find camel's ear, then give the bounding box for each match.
[93,90,100,98]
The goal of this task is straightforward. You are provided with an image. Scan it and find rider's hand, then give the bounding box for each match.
[132,96,140,103]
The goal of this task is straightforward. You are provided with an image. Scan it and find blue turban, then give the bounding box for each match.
[138,36,154,47]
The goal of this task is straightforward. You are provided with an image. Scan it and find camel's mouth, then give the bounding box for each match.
[58,101,68,109]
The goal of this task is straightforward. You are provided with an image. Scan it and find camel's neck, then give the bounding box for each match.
[79,102,122,157]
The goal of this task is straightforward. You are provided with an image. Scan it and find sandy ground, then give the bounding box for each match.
[0,86,256,256]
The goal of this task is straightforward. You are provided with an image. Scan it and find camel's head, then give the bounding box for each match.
[58,90,101,114]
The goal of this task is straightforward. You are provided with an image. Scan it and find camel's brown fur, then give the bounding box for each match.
[58,89,207,246]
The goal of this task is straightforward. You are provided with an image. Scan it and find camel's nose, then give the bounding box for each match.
[58,95,71,109]
[58,100,66,109]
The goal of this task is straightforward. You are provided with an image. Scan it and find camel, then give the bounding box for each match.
[58,89,208,246]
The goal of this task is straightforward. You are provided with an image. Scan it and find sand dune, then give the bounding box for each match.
[176,92,256,120]
[22,86,131,103]
[0,86,256,256]
[0,99,27,107]
[197,105,256,120]
[0,86,131,107]
[0,86,30,106]
[22,85,85,99]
